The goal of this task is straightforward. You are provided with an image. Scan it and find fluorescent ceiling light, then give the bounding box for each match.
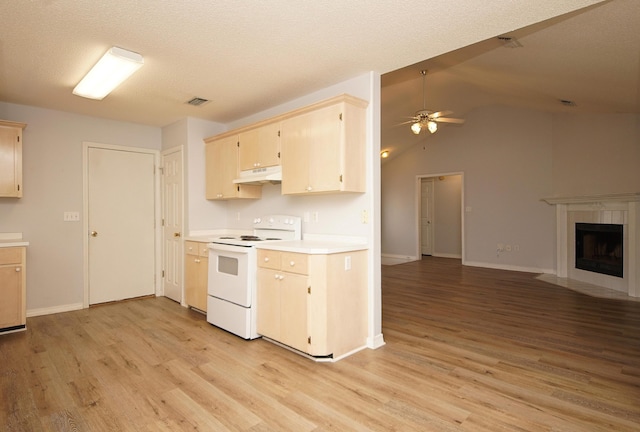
[73,47,144,100]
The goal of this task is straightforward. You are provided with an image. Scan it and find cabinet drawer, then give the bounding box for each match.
[0,247,22,265]
[258,249,281,270]
[198,243,209,257]
[185,241,199,256]
[280,252,308,275]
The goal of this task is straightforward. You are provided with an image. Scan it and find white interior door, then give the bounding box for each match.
[161,147,183,303]
[87,146,156,305]
[420,178,434,256]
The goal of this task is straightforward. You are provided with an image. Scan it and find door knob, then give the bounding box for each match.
[90,231,98,237]
[174,232,181,238]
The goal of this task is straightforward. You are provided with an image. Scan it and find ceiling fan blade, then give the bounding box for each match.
[435,117,465,124]
[395,120,419,126]
[430,110,453,119]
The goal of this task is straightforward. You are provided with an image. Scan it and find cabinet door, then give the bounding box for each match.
[205,139,225,199]
[279,272,308,352]
[0,124,23,197]
[256,268,281,340]
[281,104,342,194]
[238,123,280,171]
[194,256,208,311]
[0,264,23,329]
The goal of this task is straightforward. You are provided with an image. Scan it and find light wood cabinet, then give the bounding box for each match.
[280,95,367,195]
[256,248,368,359]
[238,122,281,171]
[205,135,261,200]
[184,241,209,312]
[0,247,26,333]
[0,120,27,198]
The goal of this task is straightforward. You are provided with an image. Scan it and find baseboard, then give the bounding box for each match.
[27,303,84,318]
[381,254,417,265]
[367,333,386,349]
[432,252,463,259]
[464,260,554,275]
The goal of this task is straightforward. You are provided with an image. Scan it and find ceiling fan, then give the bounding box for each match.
[403,70,465,134]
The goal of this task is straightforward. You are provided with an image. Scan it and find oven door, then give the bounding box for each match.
[207,242,254,307]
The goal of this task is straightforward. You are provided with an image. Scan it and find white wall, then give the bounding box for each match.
[382,106,640,274]
[552,113,640,196]
[382,105,556,273]
[0,102,161,313]
[433,174,462,258]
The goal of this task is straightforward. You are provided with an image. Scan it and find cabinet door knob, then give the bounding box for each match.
[195,259,200,263]
[174,232,181,238]
[90,231,98,237]
[289,261,295,267]
[15,267,21,272]
[264,257,269,262]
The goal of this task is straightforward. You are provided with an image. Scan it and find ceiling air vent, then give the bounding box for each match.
[497,36,523,48]
[186,97,209,106]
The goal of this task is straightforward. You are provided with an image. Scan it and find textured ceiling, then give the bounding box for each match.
[0,0,603,129]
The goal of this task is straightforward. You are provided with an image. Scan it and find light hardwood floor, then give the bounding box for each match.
[2,257,639,431]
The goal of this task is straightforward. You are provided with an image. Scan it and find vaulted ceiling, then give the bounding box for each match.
[381,0,640,161]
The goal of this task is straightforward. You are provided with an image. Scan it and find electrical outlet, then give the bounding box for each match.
[361,210,368,224]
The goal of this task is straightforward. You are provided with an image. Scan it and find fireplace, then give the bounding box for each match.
[575,223,623,278]
[542,192,639,298]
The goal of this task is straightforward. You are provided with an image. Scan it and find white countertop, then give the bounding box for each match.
[255,239,367,254]
[0,232,29,247]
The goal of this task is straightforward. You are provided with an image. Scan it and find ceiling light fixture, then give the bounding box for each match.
[407,70,464,135]
[73,47,144,100]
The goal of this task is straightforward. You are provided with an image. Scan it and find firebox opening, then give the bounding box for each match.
[575,223,623,278]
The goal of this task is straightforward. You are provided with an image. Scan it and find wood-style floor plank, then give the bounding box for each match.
[1,257,639,431]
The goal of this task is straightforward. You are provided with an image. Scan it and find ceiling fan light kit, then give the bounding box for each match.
[407,70,464,135]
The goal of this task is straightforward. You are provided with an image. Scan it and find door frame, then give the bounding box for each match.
[82,141,161,308]
[415,171,466,264]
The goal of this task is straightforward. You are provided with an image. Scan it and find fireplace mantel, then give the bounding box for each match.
[542,192,640,205]
[543,192,639,298]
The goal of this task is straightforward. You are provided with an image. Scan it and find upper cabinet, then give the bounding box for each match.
[0,120,27,198]
[238,122,281,171]
[203,94,368,199]
[205,135,261,200]
[281,95,367,195]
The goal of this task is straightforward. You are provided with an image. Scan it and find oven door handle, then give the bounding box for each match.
[208,243,251,254]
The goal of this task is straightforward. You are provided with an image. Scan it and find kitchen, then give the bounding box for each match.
[0,73,384,354]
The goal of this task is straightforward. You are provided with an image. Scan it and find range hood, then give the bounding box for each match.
[232,165,282,184]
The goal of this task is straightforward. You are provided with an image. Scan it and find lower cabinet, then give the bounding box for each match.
[0,247,26,333]
[184,241,208,312]
[256,248,367,359]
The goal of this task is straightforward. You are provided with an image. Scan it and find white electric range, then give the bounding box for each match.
[206,215,301,339]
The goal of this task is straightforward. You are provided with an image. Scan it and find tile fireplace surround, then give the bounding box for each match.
[543,193,640,298]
